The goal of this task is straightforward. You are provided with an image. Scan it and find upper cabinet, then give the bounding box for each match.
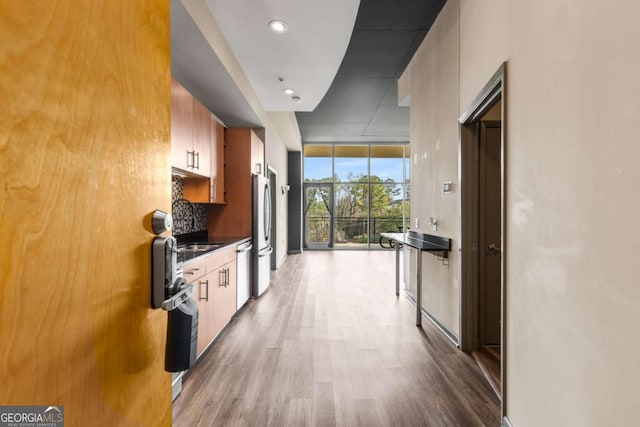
[170,79,193,172]
[172,78,226,204]
[191,97,211,177]
[171,79,212,178]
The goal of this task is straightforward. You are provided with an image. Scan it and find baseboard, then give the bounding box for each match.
[503,416,513,427]
[277,253,288,269]
[405,291,459,346]
[287,250,302,254]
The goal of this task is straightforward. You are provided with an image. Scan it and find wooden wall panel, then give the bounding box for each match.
[0,1,171,426]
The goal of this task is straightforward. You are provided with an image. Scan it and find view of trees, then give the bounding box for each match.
[303,144,410,248]
[304,173,409,247]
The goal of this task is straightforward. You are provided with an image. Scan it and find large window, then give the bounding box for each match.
[303,144,410,249]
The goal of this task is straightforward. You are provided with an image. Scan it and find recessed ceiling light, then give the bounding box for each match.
[268,20,288,33]
[283,88,294,95]
[291,96,301,103]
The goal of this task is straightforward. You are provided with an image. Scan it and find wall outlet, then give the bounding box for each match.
[415,218,419,228]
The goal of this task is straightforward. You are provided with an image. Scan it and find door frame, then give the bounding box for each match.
[267,165,278,271]
[458,63,507,416]
[302,182,334,249]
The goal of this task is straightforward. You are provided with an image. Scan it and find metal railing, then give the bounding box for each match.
[305,216,405,247]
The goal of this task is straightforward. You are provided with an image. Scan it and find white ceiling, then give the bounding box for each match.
[204,0,360,112]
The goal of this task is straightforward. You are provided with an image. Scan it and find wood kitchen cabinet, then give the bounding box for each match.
[207,128,264,237]
[171,79,193,172]
[208,259,236,348]
[190,246,237,357]
[171,78,211,178]
[191,97,211,177]
[181,117,225,204]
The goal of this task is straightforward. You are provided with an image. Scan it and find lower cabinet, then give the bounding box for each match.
[188,246,237,358]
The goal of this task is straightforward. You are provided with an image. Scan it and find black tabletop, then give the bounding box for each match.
[381,231,451,252]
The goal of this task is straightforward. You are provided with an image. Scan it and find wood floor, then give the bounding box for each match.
[471,347,501,401]
[173,251,500,426]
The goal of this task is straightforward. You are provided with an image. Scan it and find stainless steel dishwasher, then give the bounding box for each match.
[236,241,252,310]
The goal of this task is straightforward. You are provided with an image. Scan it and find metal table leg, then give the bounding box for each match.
[395,243,400,296]
[416,249,422,327]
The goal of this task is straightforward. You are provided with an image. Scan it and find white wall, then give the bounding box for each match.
[405,0,461,334]
[180,0,302,267]
[266,112,301,267]
[401,0,640,425]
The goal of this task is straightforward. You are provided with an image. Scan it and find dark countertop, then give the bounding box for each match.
[381,231,451,254]
[175,231,251,265]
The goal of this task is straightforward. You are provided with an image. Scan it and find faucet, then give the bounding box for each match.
[172,198,196,230]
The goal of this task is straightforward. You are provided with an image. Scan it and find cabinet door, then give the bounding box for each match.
[209,118,226,203]
[170,79,193,171]
[194,273,214,357]
[192,98,211,177]
[209,265,229,342]
[223,260,237,320]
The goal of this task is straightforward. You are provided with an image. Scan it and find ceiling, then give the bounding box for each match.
[171,0,446,148]
[296,0,446,144]
[204,0,359,112]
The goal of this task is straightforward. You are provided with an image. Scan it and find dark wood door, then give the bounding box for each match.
[479,122,502,345]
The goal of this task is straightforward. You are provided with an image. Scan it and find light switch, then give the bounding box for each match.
[443,181,452,193]
[415,218,419,228]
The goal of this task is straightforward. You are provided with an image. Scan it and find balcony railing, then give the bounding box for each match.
[305,216,405,248]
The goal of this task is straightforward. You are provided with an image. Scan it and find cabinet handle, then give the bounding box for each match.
[187,150,195,168]
[226,268,230,287]
[199,279,209,301]
[195,151,200,170]
[185,267,201,275]
[219,269,226,287]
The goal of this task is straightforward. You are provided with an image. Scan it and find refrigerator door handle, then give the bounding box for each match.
[258,246,273,257]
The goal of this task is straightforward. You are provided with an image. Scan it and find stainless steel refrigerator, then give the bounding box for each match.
[252,174,272,297]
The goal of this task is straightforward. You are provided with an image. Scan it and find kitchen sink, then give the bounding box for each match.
[178,243,222,253]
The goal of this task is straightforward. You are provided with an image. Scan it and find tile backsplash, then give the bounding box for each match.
[172,177,208,235]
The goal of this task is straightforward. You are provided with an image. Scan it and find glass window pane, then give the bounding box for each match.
[304,185,332,245]
[370,145,404,183]
[304,145,332,182]
[334,145,368,182]
[334,183,369,247]
[370,183,404,244]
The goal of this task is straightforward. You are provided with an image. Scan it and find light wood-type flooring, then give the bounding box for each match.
[173,251,500,426]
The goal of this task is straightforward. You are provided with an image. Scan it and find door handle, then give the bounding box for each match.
[487,243,501,254]
[161,284,194,311]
